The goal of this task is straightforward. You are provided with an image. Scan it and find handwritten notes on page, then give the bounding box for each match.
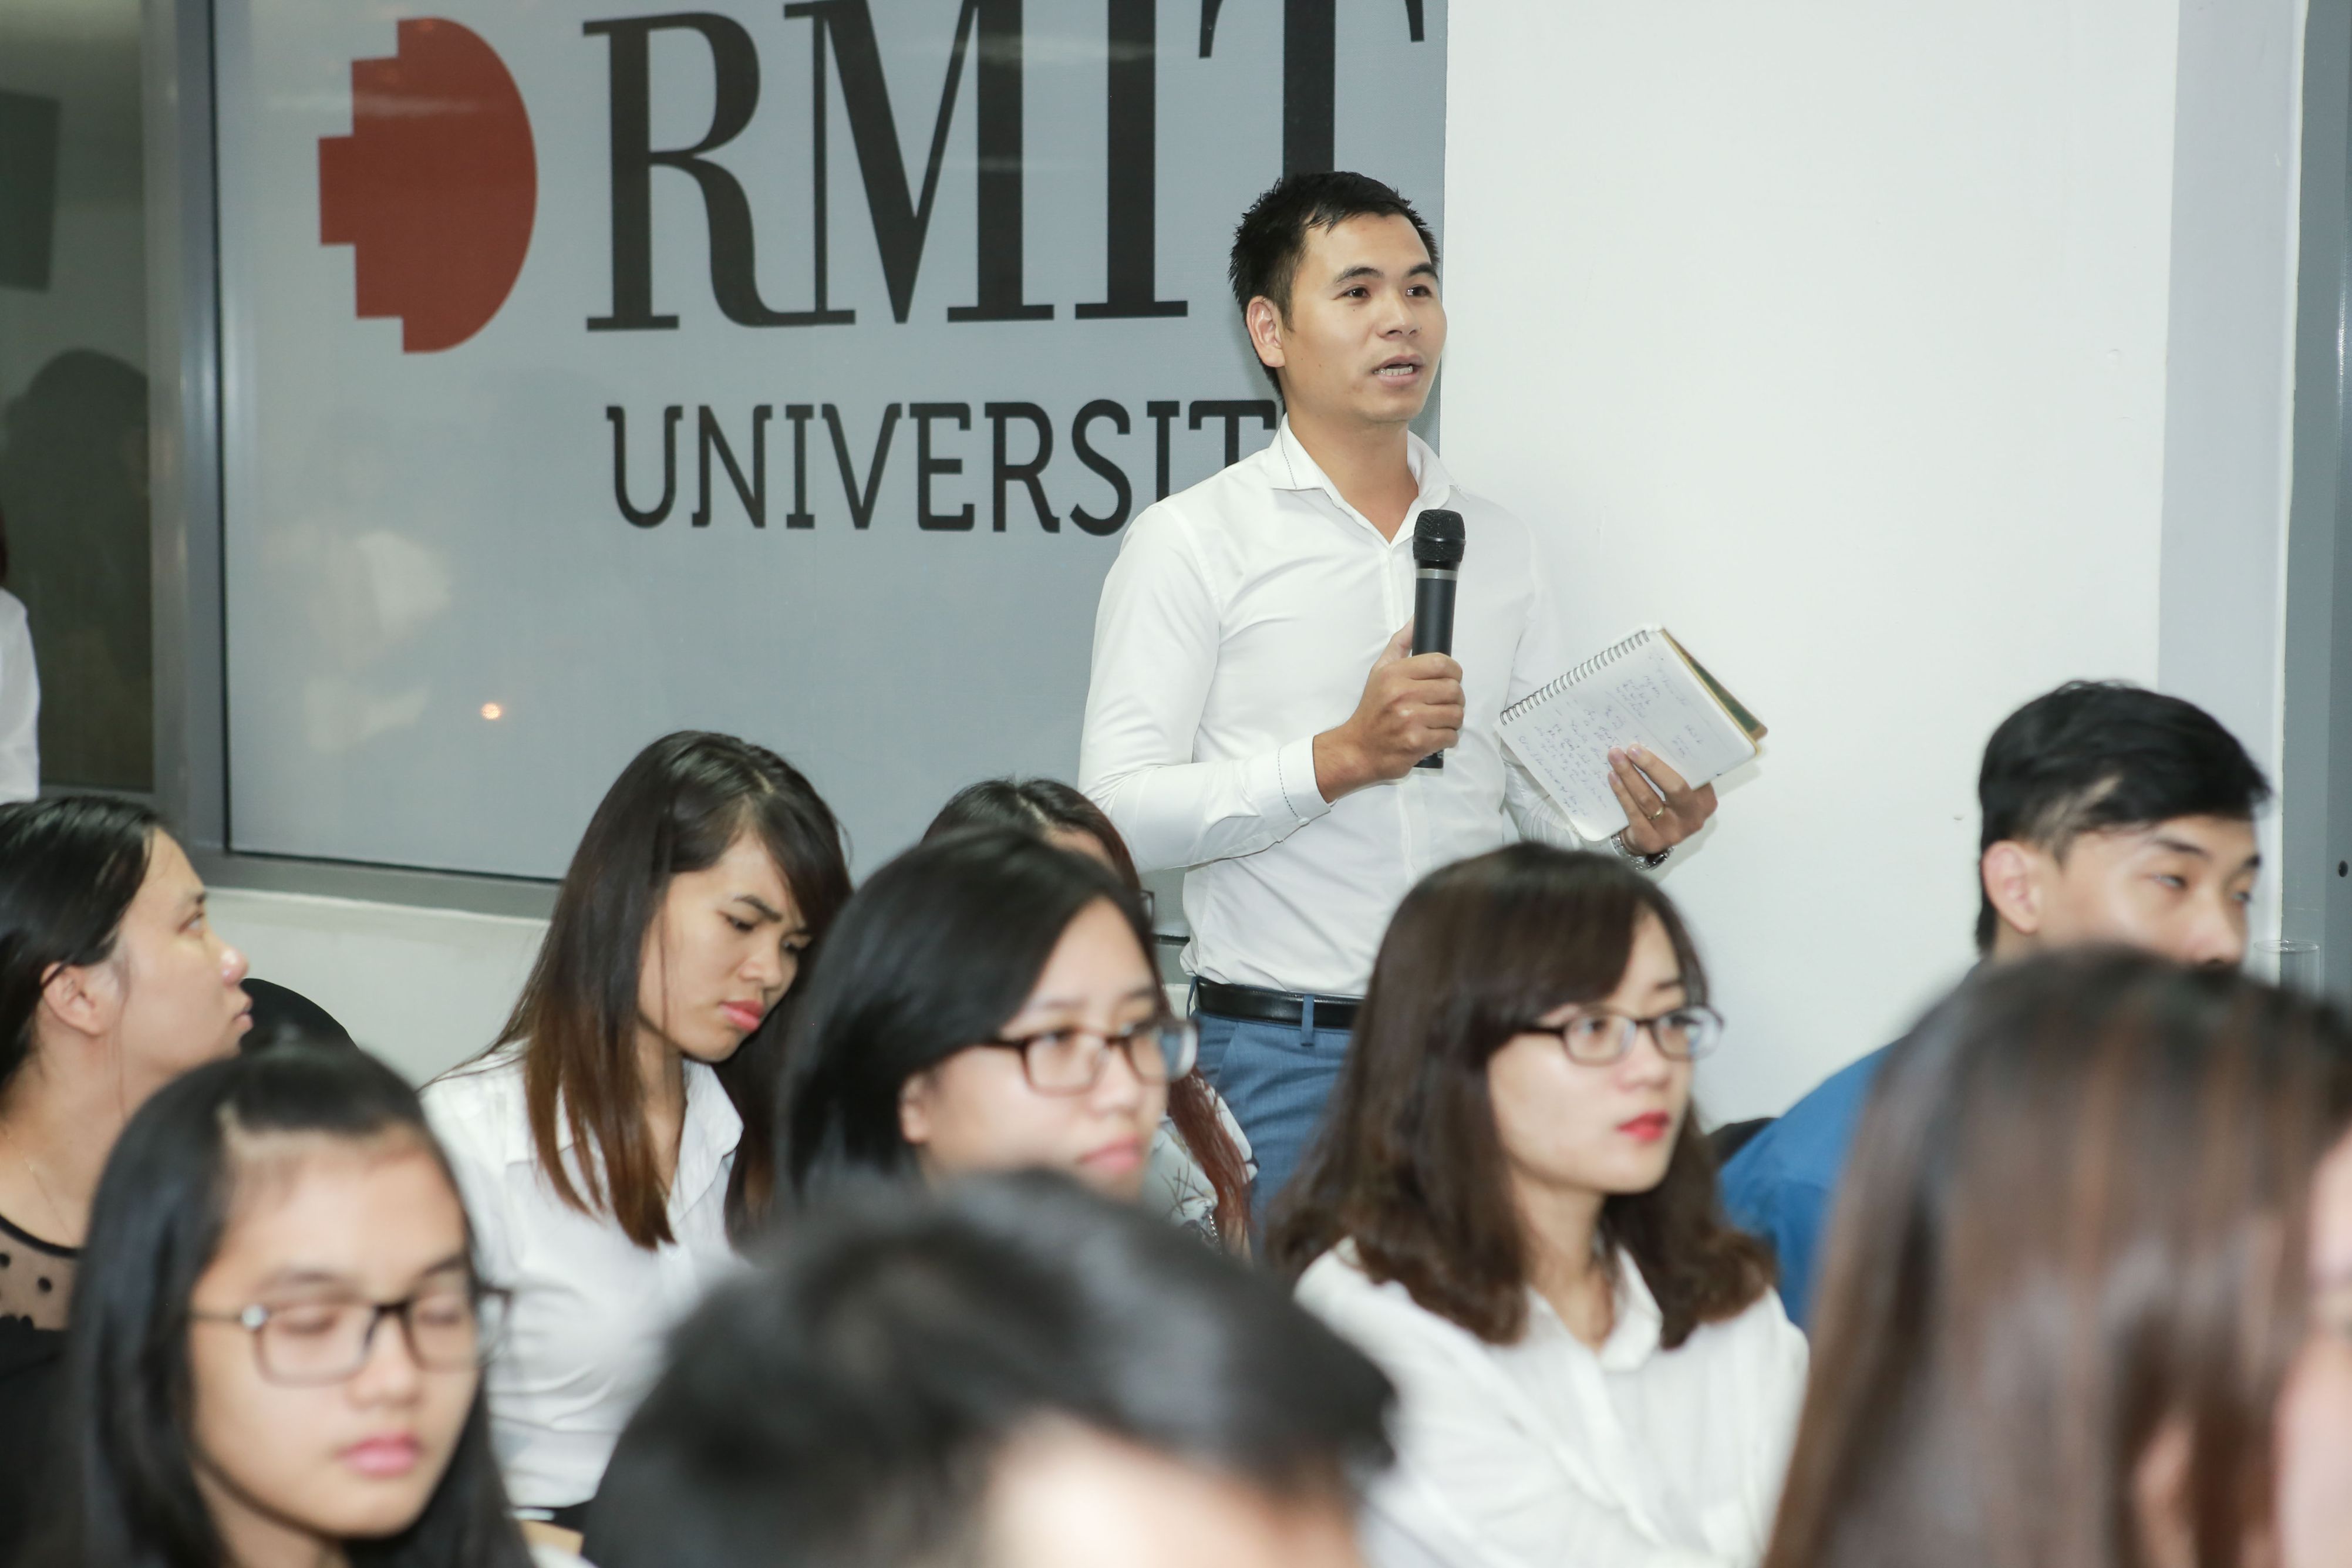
[1498,627,1761,840]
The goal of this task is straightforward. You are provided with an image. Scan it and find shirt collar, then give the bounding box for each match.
[1265,416,1455,537]
[1524,1246,1667,1373]
[536,1057,743,1213]
[669,1060,743,1210]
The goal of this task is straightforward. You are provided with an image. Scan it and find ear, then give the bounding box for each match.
[897,1072,936,1150]
[1980,840,2048,945]
[39,959,120,1043]
[1245,295,1288,374]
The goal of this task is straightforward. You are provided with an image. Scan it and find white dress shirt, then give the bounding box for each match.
[423,1047,747,1510]
[0,590,38,802]
[1297,1243,1807,1568]
[1080,421,1589,997]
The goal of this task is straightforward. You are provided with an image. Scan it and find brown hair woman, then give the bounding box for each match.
[1271,842,1795,1567]
[1764,947,2352,1568]
[423,731,850,1533]
[926,777,1254,1252]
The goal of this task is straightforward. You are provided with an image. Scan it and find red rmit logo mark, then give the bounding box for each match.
[319,19,536,353]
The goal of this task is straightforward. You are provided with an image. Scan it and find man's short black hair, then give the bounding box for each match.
[1229,171,1439,395]
[1974,680,2270,952]
[584,1173,1394,1568]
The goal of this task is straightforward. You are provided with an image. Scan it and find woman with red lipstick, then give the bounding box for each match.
[423,733,850,1536]
[777,829,1184,1209]
[1273,844,1802,1568]
[0,797,252,1563]
[42,1044,548,1568]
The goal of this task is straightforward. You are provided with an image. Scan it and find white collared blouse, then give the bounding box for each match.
[1079,420,1592,1000]
[1296,1242,1807,1568]
[422,1046,748,1510]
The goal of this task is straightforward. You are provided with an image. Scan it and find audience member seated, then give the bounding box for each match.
[778,828,1187,1207]
[33,1043,553,1567]
[422,732,851,1535]
[242,977,356,1050]
[0,797,251,1561]
[585,1171,1393,1568]
[1273,844,1803,1568]
[1763,949,2352,1568]
[1721,680,2269,1328]
[926,777,1255,1251]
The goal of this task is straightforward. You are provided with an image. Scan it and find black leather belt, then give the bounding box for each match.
[1194,979,1361,1033]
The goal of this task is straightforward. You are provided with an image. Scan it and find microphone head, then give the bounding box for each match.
[1413,508,1466,568]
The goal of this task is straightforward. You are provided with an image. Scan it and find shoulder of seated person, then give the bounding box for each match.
[419,1044,531,1161]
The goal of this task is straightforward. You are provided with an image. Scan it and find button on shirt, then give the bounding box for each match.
[1297,1243,1808,1568]
[423,1047,747,1510]
[1080,421,1588,997]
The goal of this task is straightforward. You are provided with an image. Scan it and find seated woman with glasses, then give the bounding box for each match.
[35,1042,556,1568]
[1271,844,1804,1568]
[778,828,1191,1208]
[925,777,1255,1252]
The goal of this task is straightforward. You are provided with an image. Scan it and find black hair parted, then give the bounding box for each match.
[776,827,1151,1205]
[584,1172,1394,1568]
[0,796,163,1095]
[44,1043,532,1568]
[1229,171,1439,394]
[1974,681,2271,951]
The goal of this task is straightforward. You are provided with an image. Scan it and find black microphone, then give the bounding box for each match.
[1410,508,1465,770]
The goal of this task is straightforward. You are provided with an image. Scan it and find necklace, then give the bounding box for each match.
[0,1116,70,1242]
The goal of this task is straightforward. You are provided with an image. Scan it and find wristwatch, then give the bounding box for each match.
[1611,830,1672,871]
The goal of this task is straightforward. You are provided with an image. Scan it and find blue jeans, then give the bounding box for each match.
[1194,1007,1353,1232]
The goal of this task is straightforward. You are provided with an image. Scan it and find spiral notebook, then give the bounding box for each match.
[1499,625,1767,839]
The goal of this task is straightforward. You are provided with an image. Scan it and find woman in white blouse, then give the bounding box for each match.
[423,731,851,1533]
[1272,843,1805,1568]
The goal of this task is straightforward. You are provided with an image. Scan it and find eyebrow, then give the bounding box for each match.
[1016,983,1162,1015]
[252,1252,470,1294]
[1649,976,1687,995]
[2145,837,2213,861]
[730,895,785,922]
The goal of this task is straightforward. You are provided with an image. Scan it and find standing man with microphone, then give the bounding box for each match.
[1080,173,1724,1223]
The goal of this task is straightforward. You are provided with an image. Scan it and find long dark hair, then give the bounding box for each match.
[45,1044,533,1568]
[1764,950,2352,1568]
[489,732,851,1247]
[1269,844,1771,1348]
[778,828,1154,1203]
[0,797,163,1094]
[925,778,1252,1248]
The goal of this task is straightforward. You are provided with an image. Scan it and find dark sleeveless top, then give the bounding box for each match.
[0,1209,78,1561]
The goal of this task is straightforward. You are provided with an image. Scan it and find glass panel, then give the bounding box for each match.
[0,0,150,791]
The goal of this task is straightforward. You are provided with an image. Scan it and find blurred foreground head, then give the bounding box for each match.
[1767,949,2352,1568]
[588,1172,1393,1568]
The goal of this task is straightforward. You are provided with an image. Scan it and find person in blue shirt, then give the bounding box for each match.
[1720,680,2270,1328]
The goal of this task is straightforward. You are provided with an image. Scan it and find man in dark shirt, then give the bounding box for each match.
[1721,681,2269,1328]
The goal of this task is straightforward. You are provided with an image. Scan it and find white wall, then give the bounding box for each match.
[1440,1,2283,1119]
[211,888,544,1084]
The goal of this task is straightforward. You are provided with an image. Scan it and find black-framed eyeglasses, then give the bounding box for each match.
[189,1283,513,1387]
[976,1015,1198,1095]
[1516,1005,1726,1065]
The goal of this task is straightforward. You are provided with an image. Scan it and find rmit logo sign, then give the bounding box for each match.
[318,1,1430,351]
